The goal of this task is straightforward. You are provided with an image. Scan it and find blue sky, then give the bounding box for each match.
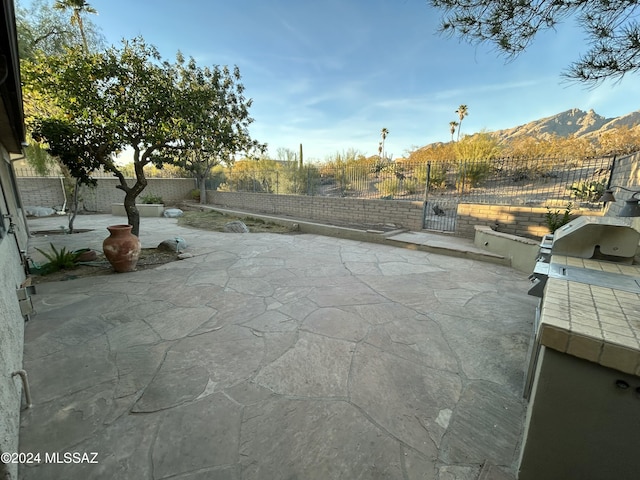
[37,0,640,161]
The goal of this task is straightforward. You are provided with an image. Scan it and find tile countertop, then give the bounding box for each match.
[539,256,640,376]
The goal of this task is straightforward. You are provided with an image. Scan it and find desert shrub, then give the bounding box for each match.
[426,162,449,189]
[569,180,606,202]
[545,202,573,232]
[457,161,492,189]
[281,163,320,194]
[377,178,401,197]
[403,178,420,194]
[139,193,163,204]
[189,189,201,201]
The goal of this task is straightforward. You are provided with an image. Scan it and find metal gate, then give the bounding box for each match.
[422,162,458,232]
[423,196,458,232]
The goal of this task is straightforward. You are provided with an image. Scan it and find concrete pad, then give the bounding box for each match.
[242,310,298,333]
[140,305,217,340]
[20,409,158,480]
[350,343,463,458]
[254,332,354,397]
[364,317,459,372]
[134,326,263,412]
[440,381,525,467]
[302,307,370,341]
[19,214,538,479]
[23,336,116,404]
[153,394,242,478]
[239,398,405,480]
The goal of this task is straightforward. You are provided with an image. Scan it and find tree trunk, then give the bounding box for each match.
[199,175,207,204]
[124,190,141,236]
[68,178,80,234]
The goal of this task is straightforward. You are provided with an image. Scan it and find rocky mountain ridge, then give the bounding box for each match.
[492,108,640,142]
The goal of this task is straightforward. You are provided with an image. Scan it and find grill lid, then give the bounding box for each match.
[551,216,640,261]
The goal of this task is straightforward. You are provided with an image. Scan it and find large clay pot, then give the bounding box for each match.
[103,224,141,273]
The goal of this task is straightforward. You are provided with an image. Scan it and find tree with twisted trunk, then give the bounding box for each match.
[24,38,262,236]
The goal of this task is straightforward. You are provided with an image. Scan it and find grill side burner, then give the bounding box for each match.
[548,263,640,293]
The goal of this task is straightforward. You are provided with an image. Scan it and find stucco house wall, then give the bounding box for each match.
[0,1,29,479]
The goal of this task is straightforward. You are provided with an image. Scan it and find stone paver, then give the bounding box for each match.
[18,214,538,479]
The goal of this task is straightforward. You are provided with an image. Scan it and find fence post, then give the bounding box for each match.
[276,171,279,195]
[421,162,431,229]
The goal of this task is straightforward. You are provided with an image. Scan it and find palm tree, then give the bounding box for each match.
[455,105,468,141]
[380,128,389,160]
[449,121,459,142]
[53,0,97,53]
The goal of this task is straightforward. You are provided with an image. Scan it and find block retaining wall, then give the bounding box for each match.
[209,192,605,239]
[208,191,425,231]
[16,177,196,213]
[457,204,604,239]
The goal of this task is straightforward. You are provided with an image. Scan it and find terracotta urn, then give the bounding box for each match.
[102,224,141,273]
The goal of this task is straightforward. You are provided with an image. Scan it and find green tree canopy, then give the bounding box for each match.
[23,37,262,235]
[16,0,103,59]
[430,0,640,84]
[164,54,266,204]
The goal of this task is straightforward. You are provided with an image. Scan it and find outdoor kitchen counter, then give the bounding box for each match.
[538,255,640,376]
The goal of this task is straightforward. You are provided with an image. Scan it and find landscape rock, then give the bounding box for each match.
[163,208,183,218]
[25,206,56,217]
[157,237,188,252]
[178,252,194,260]
[74,249,98,262]
[224,220,249,233]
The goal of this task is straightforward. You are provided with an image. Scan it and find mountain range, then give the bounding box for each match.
[491,108,640,142]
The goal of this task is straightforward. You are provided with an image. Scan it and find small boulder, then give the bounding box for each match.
[74,249,98,262]
[224,221,249,233]
[25,206,56,217]
[163,208,184,218]
[178,252,194,260]
[158,237,188,252]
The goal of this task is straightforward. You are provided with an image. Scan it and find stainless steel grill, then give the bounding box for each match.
[528,216,640,297]
[524,215,640,398]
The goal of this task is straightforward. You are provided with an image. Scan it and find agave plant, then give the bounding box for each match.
[35,243,81,275]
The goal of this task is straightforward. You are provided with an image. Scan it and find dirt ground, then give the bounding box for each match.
[30,211,296,284]
[176,209,295,234]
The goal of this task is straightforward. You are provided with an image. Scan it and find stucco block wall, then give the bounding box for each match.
[457,204,604,239]
[603,152,640,217]
[208,191,425,230]
[16,177,196,213]
[209,191,603,239]
[14,177,65,209]
[0,146,28,480]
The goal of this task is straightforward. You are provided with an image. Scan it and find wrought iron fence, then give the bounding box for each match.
[16,156,614,206]
[218,156,614,206]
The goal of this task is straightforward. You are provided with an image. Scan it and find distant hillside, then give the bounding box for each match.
[492,108,640,142]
